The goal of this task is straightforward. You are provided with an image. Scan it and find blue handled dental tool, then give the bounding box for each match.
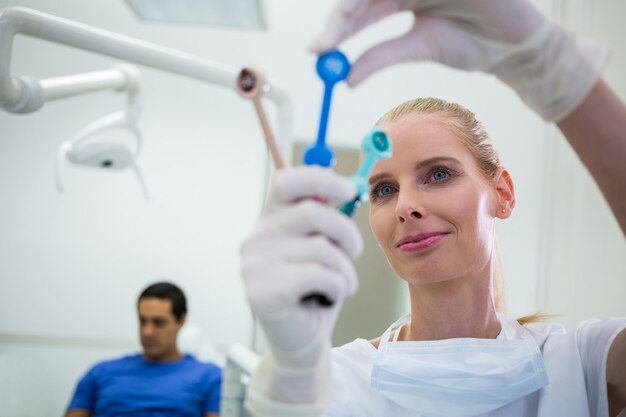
[302,49,350,167]
[300,50,351,308]
[338,129,392,217]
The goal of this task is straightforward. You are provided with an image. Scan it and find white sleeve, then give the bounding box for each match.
[244,346,364,417]
[575,317,626,417]
[244,375,354,417]
[244,389,325,417]
[244,353,327,417]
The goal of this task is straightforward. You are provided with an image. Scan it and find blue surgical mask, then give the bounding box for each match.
[370,313,548,417]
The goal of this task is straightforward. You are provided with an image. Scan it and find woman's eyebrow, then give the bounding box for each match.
[369,156,462,185]
[369,172,390,186]
[414,156,462,171]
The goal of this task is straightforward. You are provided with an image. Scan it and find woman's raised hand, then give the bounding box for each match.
[310,0,607,121]
[241,166,362,405]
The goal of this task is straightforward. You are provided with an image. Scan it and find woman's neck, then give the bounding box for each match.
[403,275,501,341]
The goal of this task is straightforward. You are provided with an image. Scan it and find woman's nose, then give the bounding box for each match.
[395,189,423,223]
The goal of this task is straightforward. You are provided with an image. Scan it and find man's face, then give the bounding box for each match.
[138,297,184,361]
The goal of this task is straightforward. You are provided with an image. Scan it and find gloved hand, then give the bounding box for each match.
[241,166,363,408]
[309,0,608,122]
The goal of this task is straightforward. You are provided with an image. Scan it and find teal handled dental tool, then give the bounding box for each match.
[338,129,392,217]
[302,49,350,167]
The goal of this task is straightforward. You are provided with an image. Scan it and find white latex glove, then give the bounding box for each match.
[310,0,608,122]
[241,166,363,413]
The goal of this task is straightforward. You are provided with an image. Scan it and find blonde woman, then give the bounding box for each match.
[241,1,626,416]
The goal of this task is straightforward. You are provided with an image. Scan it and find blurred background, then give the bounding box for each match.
[0,0,624,415]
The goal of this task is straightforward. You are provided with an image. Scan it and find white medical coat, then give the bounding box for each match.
[326,315,626,417]
[245,315,626,417]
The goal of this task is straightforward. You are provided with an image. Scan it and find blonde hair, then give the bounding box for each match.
[375,97,550,325]
[376,97,500,179]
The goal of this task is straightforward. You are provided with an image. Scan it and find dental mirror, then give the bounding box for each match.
[236,67,284,169]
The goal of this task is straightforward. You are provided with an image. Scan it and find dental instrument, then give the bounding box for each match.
[338,129,392,217]
[301,131,392,307]
[302,49,350,167]
[235,67,285,169]
[300,50,351,308]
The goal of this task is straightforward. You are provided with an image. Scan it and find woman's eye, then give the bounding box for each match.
[429,168,451,182]
[379,185,395,196]
[370,183,397,200]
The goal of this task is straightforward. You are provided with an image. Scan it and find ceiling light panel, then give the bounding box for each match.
[125,0,267,30]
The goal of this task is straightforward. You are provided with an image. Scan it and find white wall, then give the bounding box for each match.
[0,0,268,414]
[537,0,626,328]
[1,0,624,415]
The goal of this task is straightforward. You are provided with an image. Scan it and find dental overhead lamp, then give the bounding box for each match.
[0,56,149,199]
[0,6,294,200]
[53,65,150,201]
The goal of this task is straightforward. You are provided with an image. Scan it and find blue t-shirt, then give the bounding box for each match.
[67,353,222,416]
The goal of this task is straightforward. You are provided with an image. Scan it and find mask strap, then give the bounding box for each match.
[392,324,403,342]
[379,314,410,350]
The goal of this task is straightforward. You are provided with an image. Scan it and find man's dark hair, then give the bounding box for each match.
[138,282,187,321]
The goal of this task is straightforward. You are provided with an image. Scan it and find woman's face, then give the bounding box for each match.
[369,113,502,285]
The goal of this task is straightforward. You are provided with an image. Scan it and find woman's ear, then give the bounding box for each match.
[494,168,515,219]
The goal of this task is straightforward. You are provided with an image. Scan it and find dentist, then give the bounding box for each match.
[241,1,626,416]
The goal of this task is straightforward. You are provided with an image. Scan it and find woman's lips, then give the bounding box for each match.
[396,232,448,252]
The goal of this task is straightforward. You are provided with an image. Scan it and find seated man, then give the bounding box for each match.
[65,282,222,417]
